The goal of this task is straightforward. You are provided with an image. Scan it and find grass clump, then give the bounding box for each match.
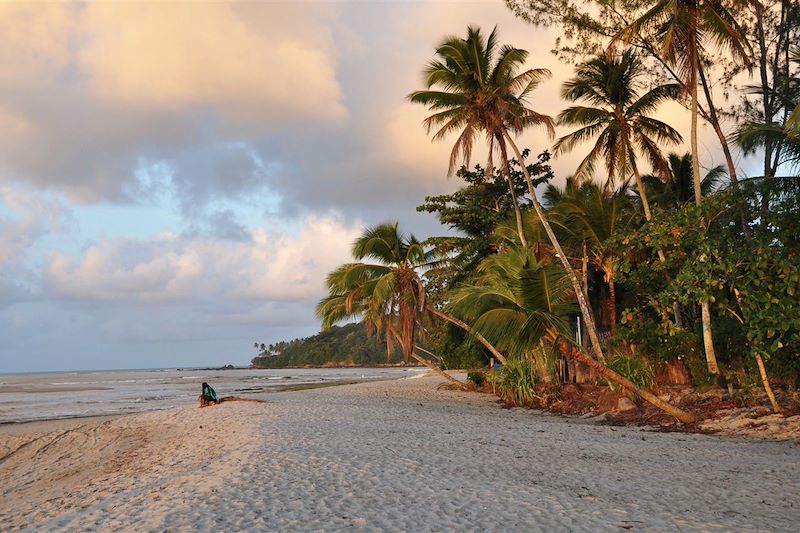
[489,357,539,406]
[606,354,655,392]
[467,371,486,388]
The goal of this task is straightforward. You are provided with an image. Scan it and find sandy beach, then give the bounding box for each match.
[2,374,799,532]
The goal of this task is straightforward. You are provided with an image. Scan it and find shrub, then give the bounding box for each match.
[467,371,486,388]
[606,354,655,392]
[494,357,539,406]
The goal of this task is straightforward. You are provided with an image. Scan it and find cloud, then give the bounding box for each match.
[0,2,345,204]
[43,213,361,304]
[0,184,73,309]
[78,2,346,125]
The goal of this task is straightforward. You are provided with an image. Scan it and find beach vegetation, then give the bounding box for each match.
[251,322,402,368]
[606,354,656,392]
[304,7,800,423]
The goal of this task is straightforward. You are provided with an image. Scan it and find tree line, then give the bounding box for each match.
[317,1,798,422]
[251,323,403,368]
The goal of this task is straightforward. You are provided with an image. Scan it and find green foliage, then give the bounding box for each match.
[616,179,800,382]
[448,245,576,358]
[419,151,554,297]
[316,222,428,363]
[467,371,486,388]
[424,320,489,370]
[251,323,401,368]
[617,313,703,363]
[492,357,539,406]
[554,50,682,184]
[407,25,554,176]
[606,354,655,392]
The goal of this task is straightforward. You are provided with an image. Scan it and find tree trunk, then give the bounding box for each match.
[536,339,552,383]
[505,133,606,364]
[631,160,683,327]
[698,64,752,242]
[701,300,719,375]
[630,160,654,222]
[388,327,467,388]
[568,346,696,424]
[410,351,468,389]
[426,305,508,365]
[608,275,617,334]
[497,134,528,248]
[581,241,591,348]
[691,65,720,376]
[754,352,782,414]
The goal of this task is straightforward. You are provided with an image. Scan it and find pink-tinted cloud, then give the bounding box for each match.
[44,213,362,304]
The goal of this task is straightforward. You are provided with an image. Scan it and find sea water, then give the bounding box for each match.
[0,367,423,424]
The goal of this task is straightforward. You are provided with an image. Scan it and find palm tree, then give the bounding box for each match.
[316,222,426,355]
[410,25,696,422]
[449,247,575,381]
[545,178,639,333]
[642,152,726,209]
[621,0,751,376]
[449,247,574,348]
[316,223,507,385]
[409,25,610,366]
[449,245,696,423]
[734,47,800,169]
[408,25,554,249]
[554,50,682,222]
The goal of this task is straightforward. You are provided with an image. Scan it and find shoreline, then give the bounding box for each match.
[1,368,417,426]
[2,375,798,531]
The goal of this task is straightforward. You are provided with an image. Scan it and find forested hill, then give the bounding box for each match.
[250,322,403,368]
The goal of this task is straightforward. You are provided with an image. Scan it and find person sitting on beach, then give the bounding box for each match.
[199,382,218,407]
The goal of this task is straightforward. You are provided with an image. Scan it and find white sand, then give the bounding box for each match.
[1,375,798,532]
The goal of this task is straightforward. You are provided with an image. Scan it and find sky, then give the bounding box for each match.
[0,1,753,372]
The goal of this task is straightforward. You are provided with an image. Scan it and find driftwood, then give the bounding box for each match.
[199,396,266,408]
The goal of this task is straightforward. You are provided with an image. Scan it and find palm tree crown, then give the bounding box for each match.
[622,0,750,91]
[316,223,427,362]
[642,152,725,208]
[554,51,682,220]
[408,25,555,175]
[448,246,575,359]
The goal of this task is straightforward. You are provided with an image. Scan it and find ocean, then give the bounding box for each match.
[0,367,424,424]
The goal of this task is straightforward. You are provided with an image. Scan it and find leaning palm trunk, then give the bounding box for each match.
[497,135,528,248]
[426,305,508,365]
[389,329,466,388]
[505,133,606,364]
[507,134,695,423]
[565,343,696,424]
[754,352,781,414]
[410,352,468,389]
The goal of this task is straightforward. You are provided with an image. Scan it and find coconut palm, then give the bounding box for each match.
[544,178,639,333]
[317,223,508,383]
[449,247,575,354]
[316,223,425,361]
[449,245,696,423]
[410,25,696,422]
[641,152,726,209]
[554,50,682,222]
[449,247,574,381]
[621,1,750,376]
[734,48,800,168]
[407,25,554,248]
[409,24,614,367]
